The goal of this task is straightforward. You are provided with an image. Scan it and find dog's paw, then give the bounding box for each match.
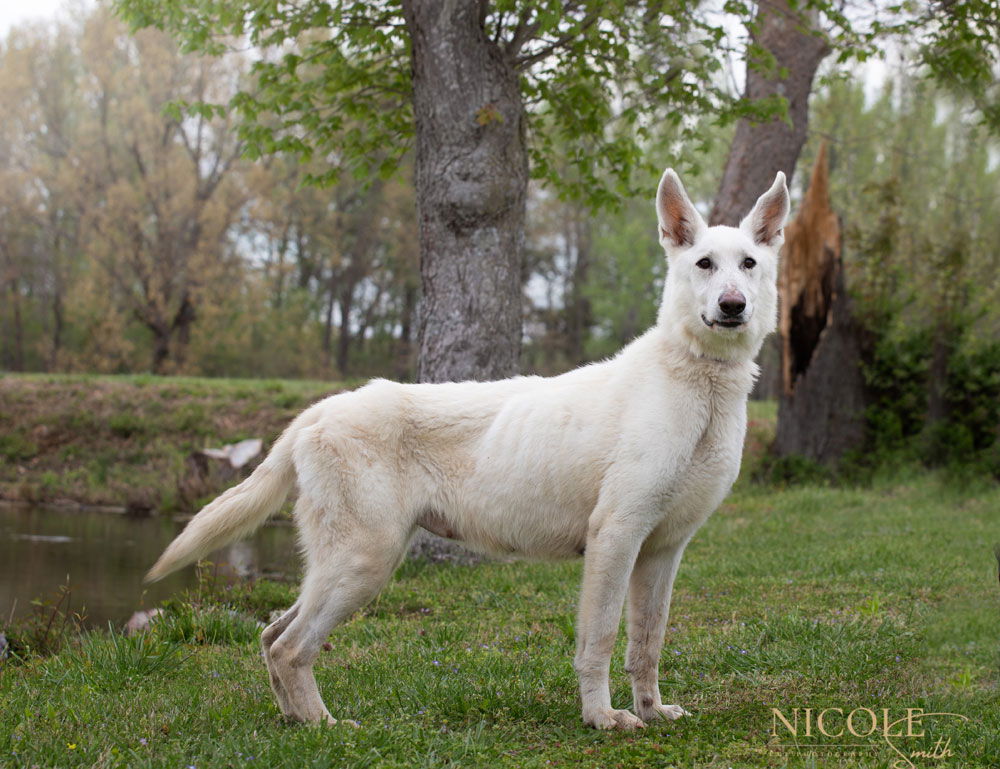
[636,702,691,722]
[583,708,646,730]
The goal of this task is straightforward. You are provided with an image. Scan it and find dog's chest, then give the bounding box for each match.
[651,386,747,544]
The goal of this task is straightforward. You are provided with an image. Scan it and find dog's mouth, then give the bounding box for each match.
[701,314,746,329]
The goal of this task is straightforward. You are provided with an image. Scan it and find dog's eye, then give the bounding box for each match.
[742,257,756,269]
[695,257,712,270]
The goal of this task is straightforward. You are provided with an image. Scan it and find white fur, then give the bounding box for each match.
[147,168,789,730]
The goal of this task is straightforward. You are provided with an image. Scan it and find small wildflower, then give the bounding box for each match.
[139,738,148,746]
[67,744,77,750]
[209,671,221,678]
[432,660,440,665]
[674,649,682,655]
[895,655,901,662]
[740,649,748,654]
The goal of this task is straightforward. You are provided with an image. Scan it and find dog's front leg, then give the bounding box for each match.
[574,522,647,730]
[625,539,691,723]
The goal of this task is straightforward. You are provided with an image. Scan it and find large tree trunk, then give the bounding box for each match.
[709,0,830,227]
[402,0,528,383]
[774,144,867,463]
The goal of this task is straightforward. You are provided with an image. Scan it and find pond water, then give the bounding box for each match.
[0,505,301,629]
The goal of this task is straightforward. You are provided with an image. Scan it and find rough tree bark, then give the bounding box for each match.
[402,0,527,383]
[773,144,868,463]
[709,0,830,227]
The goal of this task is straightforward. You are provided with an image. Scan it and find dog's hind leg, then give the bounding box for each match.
[267,511,410,725]
[625,538,691,723]
[261,600,301,717]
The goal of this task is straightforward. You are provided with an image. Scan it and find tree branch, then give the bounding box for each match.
[515,9,600,71]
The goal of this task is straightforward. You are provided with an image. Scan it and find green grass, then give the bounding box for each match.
[2,471,998,768]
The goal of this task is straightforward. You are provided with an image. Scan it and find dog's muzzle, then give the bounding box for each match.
[703,290,748,328]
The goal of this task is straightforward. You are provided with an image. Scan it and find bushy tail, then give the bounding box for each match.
[146,426,297,582]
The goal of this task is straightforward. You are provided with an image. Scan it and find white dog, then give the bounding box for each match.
[148,168,789,730]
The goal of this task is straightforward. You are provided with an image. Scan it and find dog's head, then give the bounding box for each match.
[655,168,788,361]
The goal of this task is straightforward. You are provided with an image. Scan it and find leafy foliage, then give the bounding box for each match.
[912,0,1000,131]
[113,0,790,206]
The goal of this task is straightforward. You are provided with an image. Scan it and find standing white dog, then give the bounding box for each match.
[147,168,789,730]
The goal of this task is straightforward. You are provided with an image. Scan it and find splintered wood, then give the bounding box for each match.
[778,142,842,396]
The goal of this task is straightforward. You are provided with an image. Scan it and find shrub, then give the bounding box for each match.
[108,412,148,438]
[0,430,38,462]
[855,330,1000,476]
[754,454,834,486]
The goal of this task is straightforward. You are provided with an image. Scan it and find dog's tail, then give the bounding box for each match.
[145,423,299,583]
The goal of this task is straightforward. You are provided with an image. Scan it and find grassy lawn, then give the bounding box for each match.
[2,467,998,768]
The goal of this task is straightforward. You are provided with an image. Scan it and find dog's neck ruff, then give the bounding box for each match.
[653,328,759,396]
[664,319,762,368]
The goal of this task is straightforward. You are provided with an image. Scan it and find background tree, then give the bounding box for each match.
[80,11,249,372]
[0,21,84,371]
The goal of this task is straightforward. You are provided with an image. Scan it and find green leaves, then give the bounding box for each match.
[116,0,994,211]
[112,1,768,206]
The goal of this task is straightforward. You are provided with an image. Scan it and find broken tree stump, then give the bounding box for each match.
[774,143,868,464]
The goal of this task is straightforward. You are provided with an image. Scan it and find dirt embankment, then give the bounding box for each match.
[0,374,343,513]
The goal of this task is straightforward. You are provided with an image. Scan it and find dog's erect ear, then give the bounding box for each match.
[740,171,790,247]
[656,168,706,251]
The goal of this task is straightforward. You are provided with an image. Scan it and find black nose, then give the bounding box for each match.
[719,292,746,317]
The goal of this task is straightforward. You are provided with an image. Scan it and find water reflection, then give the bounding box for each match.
[0,505,301,628]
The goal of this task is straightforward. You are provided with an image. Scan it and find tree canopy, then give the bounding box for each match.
[115,0,796,207]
